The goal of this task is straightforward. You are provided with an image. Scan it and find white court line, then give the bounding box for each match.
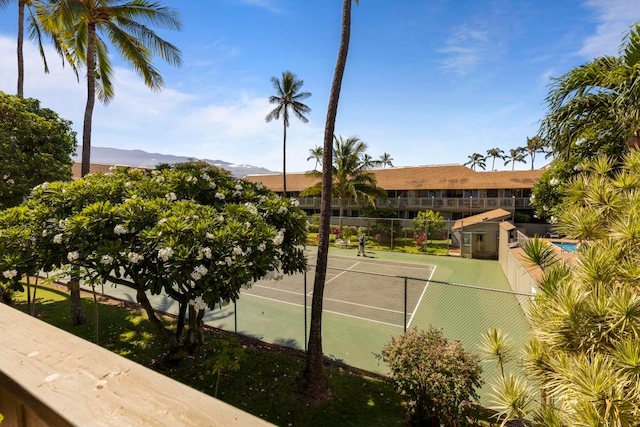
[242,292,404,328]
[305,261,361,296]
[251,283,403,314]
[406,265,436,329]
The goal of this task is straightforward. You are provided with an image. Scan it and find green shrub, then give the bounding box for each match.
[308,224,319,233]
[381,327,483,426]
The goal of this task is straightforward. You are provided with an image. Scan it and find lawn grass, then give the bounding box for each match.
[307,232,450,256]
[11,285,407,426]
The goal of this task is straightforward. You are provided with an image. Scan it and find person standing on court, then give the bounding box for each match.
[357,234,366,257]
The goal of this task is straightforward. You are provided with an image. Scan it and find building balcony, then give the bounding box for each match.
[296,196,531,211]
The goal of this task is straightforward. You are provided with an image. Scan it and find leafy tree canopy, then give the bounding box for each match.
[0,162,307,357]
[0,92,76,209]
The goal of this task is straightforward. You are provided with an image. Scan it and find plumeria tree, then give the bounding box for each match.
[0,162,307,359]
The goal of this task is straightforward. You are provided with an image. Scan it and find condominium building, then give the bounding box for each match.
[244,164,544,220]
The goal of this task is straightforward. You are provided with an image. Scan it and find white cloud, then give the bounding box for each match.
[439,24,491,75]
[0,35,320,172]
[579,0,640,57]
[239,0,284,14]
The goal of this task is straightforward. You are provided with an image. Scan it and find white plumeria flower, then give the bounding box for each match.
[198,247,212,259]
[165,192,177,201]
[3,270,18,279]
[549,178,559,186]
[158,247,174,261]
[114,224,128,235]
[158,218,168,225]
[232,190,242,197]
[258,242,267,252]
[232,246,243,256]
[206,232,215,240]
[41,182,50,190]
[209,182,217,189]
[256,184,264,190]
[127,252,143,264]
[244,203,258,215]
[290,199,299,207]
[215,192,225,200]
[224,256,233,266]
[235,184,243,191]
[53,233,63,244]
[217,215,225,223]
[200,173,210,181]
[100,255,114,266]
[58,219,66,230]
[278,206,288,214]
[124,182,133,188]
[190,265,208,281]
[67,251,79,262]
[190,296,207,311]
[186,176,197,183]
[156,176,165,183]
[272,229,285,246]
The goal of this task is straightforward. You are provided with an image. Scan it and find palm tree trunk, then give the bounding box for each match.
[283,120,287,198]
[491,157,496,171]
[303,0,352,404]
[16,0,25,97]
[81,24,97,177]
[531,153,535,170]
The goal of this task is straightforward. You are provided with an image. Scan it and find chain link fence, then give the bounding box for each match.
[207,264,534,406]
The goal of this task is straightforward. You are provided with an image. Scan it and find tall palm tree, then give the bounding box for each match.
[362,153,377,168]
[265,71,311,198]
[464,153,486,170]
[486,147,505,171]
[541,23,640,160]
[379,152,393,167]
[504,147,526,171]
[0,0,73,96]
[307,145,323,170]
[301,135,385,231]
[525,136,547,170]
[39,0,182,178]
[303,0,359,403]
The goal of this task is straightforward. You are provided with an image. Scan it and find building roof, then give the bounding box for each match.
[244,164,543,192]
[500,222,517,231]
[452,208,512,230]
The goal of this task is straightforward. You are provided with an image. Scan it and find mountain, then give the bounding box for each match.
[76,147,276,178]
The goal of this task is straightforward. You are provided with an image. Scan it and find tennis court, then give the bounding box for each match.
[242,251,436,329]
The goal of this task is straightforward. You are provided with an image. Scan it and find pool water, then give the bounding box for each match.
[552,241,578,253]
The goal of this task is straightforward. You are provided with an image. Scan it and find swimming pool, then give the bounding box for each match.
[552,241,578,253]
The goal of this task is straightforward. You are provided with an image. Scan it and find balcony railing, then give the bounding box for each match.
[297,197,530,211]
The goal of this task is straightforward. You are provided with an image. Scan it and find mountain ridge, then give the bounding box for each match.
[77,147,276,178]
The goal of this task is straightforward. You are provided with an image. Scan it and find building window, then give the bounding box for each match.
[486,189,499,197]
[503,189,512,197]
[463,190,479,198]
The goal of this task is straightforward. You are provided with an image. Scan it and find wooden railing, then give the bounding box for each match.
[0,304,272,427]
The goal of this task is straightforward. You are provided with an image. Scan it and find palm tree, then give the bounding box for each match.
[489,151,640,424]
[265,71,312,198]
[39,0,182,178]
[464,153,486,171]
[504,148,526,171]
[541,23,640,160]
[379,152,393,167]
[524,136,548,170]
[486,147,505,171]
[303,0,359,403]
[307,145,323,171]
[362,153,377,168]
[301,135,385,231]
[0,0,73,96]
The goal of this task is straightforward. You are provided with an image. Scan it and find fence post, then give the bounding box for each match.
[404,276,408,332]
[304,267,308,352]
[391,218,394,251]
[234,301,237,334]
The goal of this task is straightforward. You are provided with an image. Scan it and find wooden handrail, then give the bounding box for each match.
[0,304,272,426]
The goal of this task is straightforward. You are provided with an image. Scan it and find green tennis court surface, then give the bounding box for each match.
[243,252,436,328]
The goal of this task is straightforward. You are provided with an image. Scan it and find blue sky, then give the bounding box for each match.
[1,0,639,172]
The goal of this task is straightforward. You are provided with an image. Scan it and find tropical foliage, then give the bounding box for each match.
[524,136,548,170]
[379,152,393,167]
[413,210,445,243]
[0,162,307,359]
[487,151,640,426]
[0,92,76,209]
[381,327,483,426]
[531,23,640,218]
[37,0,182,177]
[266,70,312,198]
[300,135,386,231]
